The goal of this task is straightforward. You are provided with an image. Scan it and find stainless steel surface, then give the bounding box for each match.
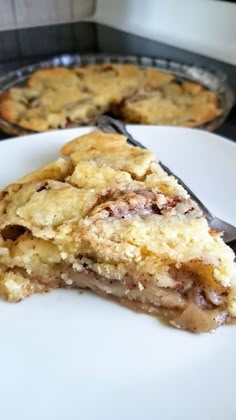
[97,115,236,251]
[0,53,234,136]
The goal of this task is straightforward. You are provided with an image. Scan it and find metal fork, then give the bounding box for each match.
[97,115,236,252]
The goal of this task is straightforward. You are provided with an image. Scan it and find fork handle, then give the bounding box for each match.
[97,115,145,149]
[227,240,236,255]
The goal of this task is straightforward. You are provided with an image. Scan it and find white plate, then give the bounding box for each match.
[0,126,236,420]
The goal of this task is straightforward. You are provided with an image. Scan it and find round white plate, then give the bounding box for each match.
[0,126,236,420]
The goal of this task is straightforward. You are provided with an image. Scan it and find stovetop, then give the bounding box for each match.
[0,21,235,141]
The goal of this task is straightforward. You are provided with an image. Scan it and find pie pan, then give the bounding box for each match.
[0,53,234,136]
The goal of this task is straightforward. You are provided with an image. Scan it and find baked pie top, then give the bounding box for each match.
[0,64,221,132]
[0,131,235,333]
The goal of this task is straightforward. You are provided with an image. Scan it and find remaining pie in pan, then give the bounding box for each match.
[0,64,221,132]
[0,130,235,333]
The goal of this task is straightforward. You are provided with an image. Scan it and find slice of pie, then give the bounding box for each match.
[0,131,235,333]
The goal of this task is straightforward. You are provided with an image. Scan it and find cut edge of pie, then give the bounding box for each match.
[0,130,235,333]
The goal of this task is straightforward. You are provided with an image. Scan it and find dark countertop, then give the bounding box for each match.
[0,21,235,142]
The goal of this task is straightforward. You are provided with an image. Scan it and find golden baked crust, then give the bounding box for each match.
[119,82,221,126]
[0,64,221,131]
[0,130,235,333]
